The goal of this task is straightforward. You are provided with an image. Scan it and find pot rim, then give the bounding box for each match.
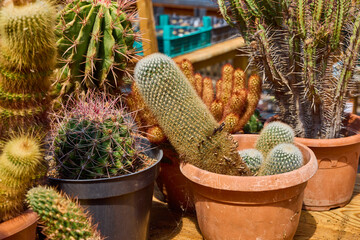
[180,134,318,192]
[0,210,38,238]
[48,149,163,183]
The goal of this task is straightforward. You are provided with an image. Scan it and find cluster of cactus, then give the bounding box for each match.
[0,135,45,222]
[218,0,360,139]
[239,121,303,176]
[55,0,139,103]
[50,93,145,179]
[0,0,57,139]
[127,59,262,143]
[26,186,102,240]
[134,53,250,176]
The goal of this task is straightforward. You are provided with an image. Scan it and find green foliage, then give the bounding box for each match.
[134,53,250,176]
[55,0,138,102]
[259,143,303,176]
[26,186,102,240]
[255,121,294,158]
[0,135,44,222]
[218,0,360,138]
[243,110,263,134]
[238,149,263,174]
[0,0,56,138]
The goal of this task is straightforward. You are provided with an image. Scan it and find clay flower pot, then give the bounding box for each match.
[0,210,38,240]
[180,134,318,240]
[297,114,360,211]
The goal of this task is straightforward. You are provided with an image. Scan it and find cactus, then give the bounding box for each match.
[26,186,102,240]
[0,134,44,222]
[134,53,250,176]
[243,110,263,134]
[218,0,360,139]
[238,149,263,174]
[259,143,303,176]
[50,94,144,179]
[255,121,295,158]
[0,0,56,138]
[55,0,139,102]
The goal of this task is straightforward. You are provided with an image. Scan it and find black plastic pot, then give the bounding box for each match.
[48,148,162,240]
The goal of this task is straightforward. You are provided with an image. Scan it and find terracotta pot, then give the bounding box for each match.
[296,114,360,211]
[0,210,38,240]
[180,134,318,240]
[156,145,195,212]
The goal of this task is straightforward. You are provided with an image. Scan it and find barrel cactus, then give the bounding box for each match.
[238,149,263,174]
[26,186,102,240]
[55,0,138,101]
[134,53,250,176]
[50,94,144,179]
[0,134,44,222]
[0,0,56,138]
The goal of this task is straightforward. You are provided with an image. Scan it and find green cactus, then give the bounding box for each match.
[255,121,294,158]
[238,149,263,174]
[51,94,142,179]
[0,0,57,138]
[134,53,250,176]
[0,135,45,222]
[26,186,102,240]
[55,0,138,102]
[259,143,303,176]
[218,0,360,139]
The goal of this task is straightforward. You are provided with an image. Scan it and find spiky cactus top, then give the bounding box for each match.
[0,0,57,138]
[55,0,138,102]
[26,186,102,240]
[218,0,360,139]
[134,53,250,176]
[50,94,148,179]
[0,135,44,222]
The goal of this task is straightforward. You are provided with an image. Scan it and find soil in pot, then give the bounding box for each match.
[180,134,318,240]
[0,210,38,240]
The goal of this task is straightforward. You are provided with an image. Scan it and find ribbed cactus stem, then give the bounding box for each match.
[238,148,263,174]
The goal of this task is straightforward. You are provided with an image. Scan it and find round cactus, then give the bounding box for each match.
[51,94,141,179]
[55,0,138,100]
[255,121,295,157]
[238,149,263,174]
[26,186,102,240]
[259,143,304,176]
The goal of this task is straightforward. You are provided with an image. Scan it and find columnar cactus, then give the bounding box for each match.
[55,0,138,102]
[238,149,263,174]
[0,0,57,138]
[26,186,102,240]
[0,135,44,222]
[134,53,250,176]
[218,0,360,139]
[50,94,142,179]
[259,143,303,176]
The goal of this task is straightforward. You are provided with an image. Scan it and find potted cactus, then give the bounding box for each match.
[218,0,360,210]
[47,94,162,240]
[133,53,317,240]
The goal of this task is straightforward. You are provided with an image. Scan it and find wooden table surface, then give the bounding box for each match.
[149,174,360,240]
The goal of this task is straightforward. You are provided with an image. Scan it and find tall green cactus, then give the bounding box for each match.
[218,0,360,139]
[0,0,56,138]
[134,53,250,176]
[0,135,44,222]
[55,0,138,102]
[26,186,102,240]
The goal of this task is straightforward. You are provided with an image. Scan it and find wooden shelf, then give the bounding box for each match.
[149,174,360,239]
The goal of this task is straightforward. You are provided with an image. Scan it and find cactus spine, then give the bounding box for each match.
[0,135,44,222]
[0,0,56,138]
[134,53,250,176]
[218,0,360,138]
[238,149,263,174]
[26,186,102,240]
[55,0,138,102]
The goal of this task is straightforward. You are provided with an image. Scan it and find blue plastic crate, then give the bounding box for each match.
[157,15,212,57]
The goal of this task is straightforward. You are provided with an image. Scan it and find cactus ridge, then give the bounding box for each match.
[134,53,250,176]
[26,186,102,240]
[238,148,263,174]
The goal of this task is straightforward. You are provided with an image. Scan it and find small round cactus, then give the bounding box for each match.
[259,143,304,176]
[238,149,263,174]
[26,186,102,240]
[255,121,295,157]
